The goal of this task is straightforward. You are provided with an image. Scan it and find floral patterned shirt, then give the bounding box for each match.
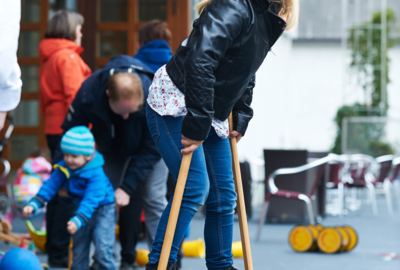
[147,65,229,139]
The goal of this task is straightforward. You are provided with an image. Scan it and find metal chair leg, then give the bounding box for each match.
[298,194,315,225]
[394,180,400,209]
[338,182,344,217]
[255,200,269,241]
[384,180,394,216]
[366,182,378,216]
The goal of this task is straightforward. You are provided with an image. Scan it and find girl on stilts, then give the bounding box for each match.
[146,1,299,269]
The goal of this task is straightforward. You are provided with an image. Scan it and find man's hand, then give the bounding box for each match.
[67,221,78,235]
[115,188,130,207]
[58,187,69,198]
[228,131,243,143]
[22,206,33,218]
[0,112,6,131]
[181,135,204,155]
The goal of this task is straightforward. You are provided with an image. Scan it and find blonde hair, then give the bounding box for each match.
[108,73,144,104]
[195,0,299,31]
[272,0,299,30]
[45,10,84,40]
[195,0,213,15]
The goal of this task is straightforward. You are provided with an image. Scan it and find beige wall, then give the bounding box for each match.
[238,37,400,163]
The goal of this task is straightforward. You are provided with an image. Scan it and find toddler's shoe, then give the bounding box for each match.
[120,261,138,270]
[146,262,178,270]
[48,255,68,268]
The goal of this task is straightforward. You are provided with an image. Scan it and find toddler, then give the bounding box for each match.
[23,126,116,270]
[4,148,51,225]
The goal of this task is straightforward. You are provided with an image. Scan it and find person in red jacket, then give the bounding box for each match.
[38,10,91,268]
[39,10,91,160]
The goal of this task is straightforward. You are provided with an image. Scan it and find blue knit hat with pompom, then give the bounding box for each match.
[60,126,95,156]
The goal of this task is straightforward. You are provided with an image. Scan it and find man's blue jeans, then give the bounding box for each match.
[146,104,237,269]
[71,203,116,270]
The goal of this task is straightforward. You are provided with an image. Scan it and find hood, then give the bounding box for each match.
[39,38,83,62]
[77,151,104,172]
[134,40,172,72]
[81,55,153,128]
[102,54,154,75]
[22,157,52,174]
[56,151,104,175]
[91,55,154,115]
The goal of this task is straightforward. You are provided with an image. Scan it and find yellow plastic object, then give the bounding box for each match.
[182,238,205,258]
[315,224,324,232]
[288,225,314,252]
[232,241,243,258]
[307,225,320,251]
[25,220,46,252]
[317,227,342,254]
[68,238,73,269]
[115,224,120,241]
[336,227,350,252]
[135,249,150,267]
[343,225,358,252]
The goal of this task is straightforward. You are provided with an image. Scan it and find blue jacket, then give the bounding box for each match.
[133,40,172,73]
[60,55,161,195]
[29,151,114,230]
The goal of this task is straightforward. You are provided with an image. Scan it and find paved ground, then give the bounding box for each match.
[1,195,399,270]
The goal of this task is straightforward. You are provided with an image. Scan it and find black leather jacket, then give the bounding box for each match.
[166,0,286,140]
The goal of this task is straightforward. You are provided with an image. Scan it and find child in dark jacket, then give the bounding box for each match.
[23,126,116,270]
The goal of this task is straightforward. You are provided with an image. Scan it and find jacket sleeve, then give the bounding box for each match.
[32,169,66,206]
[58,53,90,109]
[119,119,161,195]
[0,1,21,112]
[74,170,107,225]
[181,0,248,141]
[232,74,255,136]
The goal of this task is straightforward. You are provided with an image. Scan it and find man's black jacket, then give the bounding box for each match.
[166,0,286,141]
[61,55,160,195]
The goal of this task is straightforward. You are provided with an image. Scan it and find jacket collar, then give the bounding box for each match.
[55,151,104,177]
[250,0,287,40]
[251,0,284,17]
[251,0,270,13]
[39,38,84,62]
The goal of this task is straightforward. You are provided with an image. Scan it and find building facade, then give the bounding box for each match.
[5,0,400,175]
[6,0,192,172]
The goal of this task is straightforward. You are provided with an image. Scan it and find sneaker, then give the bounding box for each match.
[146,262,178,270]
[176,252,183,269]
[209,267,238,270]
[48,255,69,268]
[120,261,138,270]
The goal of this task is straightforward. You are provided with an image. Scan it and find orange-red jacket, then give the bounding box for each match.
[39,39,91,135]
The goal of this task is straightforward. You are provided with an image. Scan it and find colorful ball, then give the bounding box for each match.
[0,248,43,270]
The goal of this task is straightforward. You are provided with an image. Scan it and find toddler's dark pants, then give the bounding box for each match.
[45,134,76,265]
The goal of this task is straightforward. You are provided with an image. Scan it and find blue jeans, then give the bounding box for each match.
[146,104,237,269]
[71,203,116,270]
